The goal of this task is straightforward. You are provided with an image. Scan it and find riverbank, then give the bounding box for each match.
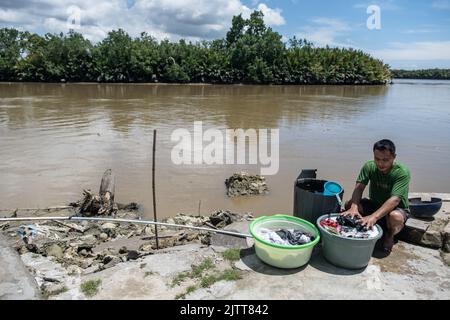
[1,193,449,300]
[0,208,253,299]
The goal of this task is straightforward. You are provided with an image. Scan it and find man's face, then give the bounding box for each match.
[374,149,396,174]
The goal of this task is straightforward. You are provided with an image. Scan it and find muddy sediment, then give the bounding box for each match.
[225,172,269,197]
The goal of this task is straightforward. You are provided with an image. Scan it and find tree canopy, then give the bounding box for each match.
[392,69,450,80]
[0,11,391,84]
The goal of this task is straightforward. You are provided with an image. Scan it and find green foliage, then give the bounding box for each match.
[222,248,241,261]
[175,285,198,300]
[80,279,101,297]
[13,31,94,81]
[171,257,215,287]
[191,257,215,277]
[199,269,242,288]
[41,286,68,299]
[94,29,133,82]
[392,69,450,80]
[171,256,241,299]
[163,62,190,83]
[0,10,391,84]
[0,28,22,80]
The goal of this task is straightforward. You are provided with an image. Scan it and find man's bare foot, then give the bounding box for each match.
[382,235,395,254]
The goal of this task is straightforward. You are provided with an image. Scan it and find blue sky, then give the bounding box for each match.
[1,0,449,69]
[263,0,450,69]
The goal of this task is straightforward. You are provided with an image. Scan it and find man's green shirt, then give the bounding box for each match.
[357,160,411,209]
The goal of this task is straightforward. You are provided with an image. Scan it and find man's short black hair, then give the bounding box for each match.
[373,139,396,155]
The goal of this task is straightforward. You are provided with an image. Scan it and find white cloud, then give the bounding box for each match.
[401,28,439,34]
[255,4,285,26]
[0,0,285,42]
[353,0,400,11]
[296,17,353,47]
[432,1,450,9]
[371,41,450,61]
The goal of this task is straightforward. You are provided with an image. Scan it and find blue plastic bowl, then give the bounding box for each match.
[324,181,343,196]
[409,198,442,218]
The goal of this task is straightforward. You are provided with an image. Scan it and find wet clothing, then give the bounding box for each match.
[320,216,379,239]
[357,160,411,209]
[336,215,368,232]
[258,228,315,246]
[275,229,315,245]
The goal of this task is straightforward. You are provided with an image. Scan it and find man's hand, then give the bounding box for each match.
[359,214,378,229]
[341,208,362,219]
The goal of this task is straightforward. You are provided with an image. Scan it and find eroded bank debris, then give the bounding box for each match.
[0,169,255,298]
[225,172,269,197]
[74,169,117,216]
[1,206,253,298]
[3,210,253,271]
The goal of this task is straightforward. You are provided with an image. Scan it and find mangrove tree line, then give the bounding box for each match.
[0,11,391,84]
[392,69,450,80]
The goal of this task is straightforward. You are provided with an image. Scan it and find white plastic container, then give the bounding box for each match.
[249,215,320,269]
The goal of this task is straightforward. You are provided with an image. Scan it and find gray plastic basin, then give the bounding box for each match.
[317,214,383,269]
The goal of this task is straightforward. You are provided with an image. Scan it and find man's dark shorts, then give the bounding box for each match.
[360,198,410,232]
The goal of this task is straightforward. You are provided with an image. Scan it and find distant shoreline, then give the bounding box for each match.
[391,69,450,80]
[0,81,391,86]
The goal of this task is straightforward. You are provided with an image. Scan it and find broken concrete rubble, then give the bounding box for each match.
[1,208,253,299]
[398,199,450,251]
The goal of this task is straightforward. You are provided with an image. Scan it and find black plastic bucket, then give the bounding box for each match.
[293,169,344,224]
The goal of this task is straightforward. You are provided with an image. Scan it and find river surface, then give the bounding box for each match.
[1,80,449,218]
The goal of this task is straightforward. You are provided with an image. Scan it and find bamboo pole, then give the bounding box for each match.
[152,129,159,249]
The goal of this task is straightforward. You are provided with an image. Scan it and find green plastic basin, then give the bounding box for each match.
[249,215,320,269]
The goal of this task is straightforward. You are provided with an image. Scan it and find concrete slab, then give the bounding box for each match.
[443,222,450,252]
[187,242,450,300]
[3,198,449,300]
[0,234,40,300]
[14,239,450,300]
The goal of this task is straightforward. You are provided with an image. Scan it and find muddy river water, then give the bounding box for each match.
[1,80,449,218]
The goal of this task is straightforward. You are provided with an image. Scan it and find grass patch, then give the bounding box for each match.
[175,285,197,300]
[171,271,191,287]
[191,258,214,277]
[171,257,242,299]
[41,286,68,300]
[221,269,241,281]
[200,269,241,288]
[200,275,217,288]
[171,257,215,287]
[144,271,155,278]
[80,279,101,297]
[222,248,241,261]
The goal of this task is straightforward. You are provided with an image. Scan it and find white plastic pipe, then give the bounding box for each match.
[0,216,253,239]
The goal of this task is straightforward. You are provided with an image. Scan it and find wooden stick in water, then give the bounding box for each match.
[152,129,159,249]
